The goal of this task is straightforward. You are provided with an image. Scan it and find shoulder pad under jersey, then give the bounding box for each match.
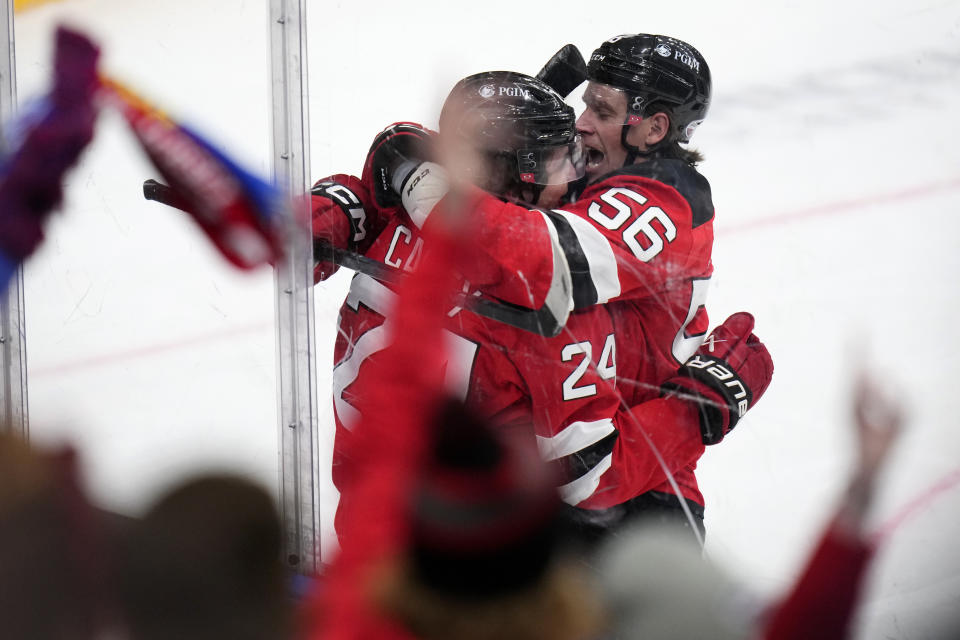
[606,159,714,228]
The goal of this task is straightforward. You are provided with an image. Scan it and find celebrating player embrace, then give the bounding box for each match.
[311,34,774,546]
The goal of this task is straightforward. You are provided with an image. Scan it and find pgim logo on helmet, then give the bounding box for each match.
[654,43,672,57]
[673,49,701,72]
[496,85,533,99]
[477,84,533,99]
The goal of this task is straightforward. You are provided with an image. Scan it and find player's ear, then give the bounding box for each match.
[624,112,670,151]
[644,112,670,147]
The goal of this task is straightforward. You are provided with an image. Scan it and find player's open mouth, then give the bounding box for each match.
[585,148,604,170]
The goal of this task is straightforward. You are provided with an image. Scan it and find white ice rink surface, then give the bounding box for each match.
[15,1,960,638]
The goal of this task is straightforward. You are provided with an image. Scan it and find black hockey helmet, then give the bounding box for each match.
[587,34,711,144]
[439,71,584,190]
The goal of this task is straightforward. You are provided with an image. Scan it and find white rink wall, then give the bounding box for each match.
[15,1,960,638]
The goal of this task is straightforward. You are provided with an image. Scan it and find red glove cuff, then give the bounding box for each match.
[662,374,733,445]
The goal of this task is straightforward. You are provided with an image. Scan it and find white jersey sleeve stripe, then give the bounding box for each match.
[536,417,616,462]
[557,453,612,505]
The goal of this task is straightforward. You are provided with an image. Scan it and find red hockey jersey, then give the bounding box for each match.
[429,158,715,506]
[313,176,627,527]
[312,154,715,530]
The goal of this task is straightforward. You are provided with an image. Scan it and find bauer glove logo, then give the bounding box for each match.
[684,355,749,418]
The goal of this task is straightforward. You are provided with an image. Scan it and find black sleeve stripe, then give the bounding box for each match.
[544,210,598,309]
[554,428,619,483]
[614,158,715,229]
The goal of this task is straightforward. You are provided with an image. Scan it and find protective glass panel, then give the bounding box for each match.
[19,4,277,515]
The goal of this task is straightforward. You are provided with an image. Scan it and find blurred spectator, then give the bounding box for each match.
[372,400,601,640]
[0,431,109,640]
[594,521,757,639]
[593,374,904,640]
[117,474,291,640]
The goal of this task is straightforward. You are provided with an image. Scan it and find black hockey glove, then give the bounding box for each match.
[363,122,435,208]
[661,312,774,445]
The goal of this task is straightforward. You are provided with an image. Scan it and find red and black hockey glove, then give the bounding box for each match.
[661,312,774,445]
[310,174,373,283]
[362,122,435,208]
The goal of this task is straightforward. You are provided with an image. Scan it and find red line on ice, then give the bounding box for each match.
[30,320,272,377]
[873,466,960,544]
[27,177,960,375]
[718,176,960,235]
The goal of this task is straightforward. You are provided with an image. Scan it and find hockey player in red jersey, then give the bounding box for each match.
[313,75,630,538]
[382,35,721,536]
[313,64,771,547]
[562,34,718,533]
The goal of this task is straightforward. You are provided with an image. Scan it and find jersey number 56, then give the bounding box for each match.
[587,187,677,262]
